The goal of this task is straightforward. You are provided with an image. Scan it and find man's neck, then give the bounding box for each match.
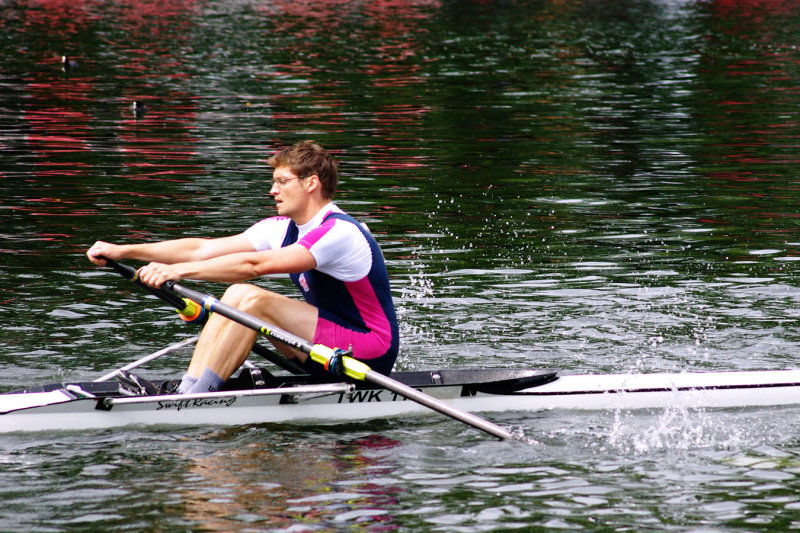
[293,200,333,226]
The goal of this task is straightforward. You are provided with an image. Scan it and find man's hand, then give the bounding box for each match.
[86,241,122,266]
[136,262,182,288]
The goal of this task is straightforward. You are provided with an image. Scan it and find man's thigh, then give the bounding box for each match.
[228,284,319,349]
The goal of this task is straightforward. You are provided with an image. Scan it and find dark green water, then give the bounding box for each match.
[3,0,800,530]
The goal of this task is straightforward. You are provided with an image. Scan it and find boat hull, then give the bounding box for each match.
[2,369,800,433]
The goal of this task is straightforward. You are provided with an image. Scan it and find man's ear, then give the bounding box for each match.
[304,174,320,193]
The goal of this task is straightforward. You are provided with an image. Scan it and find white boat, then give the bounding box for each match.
[9,261,794,437]
[2,366,800,434]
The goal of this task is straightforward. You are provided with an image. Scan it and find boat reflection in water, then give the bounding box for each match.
[176,431,401,530]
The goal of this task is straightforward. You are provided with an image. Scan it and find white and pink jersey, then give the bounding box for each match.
[243,204,399,376]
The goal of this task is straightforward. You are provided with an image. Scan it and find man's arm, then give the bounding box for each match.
[135,243,317,287]
[86,234,255,266]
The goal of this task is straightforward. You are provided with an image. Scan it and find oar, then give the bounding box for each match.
[94,335,199,382]
[103,258,306,375]
[158,279,522,441]
[103,258,206,324]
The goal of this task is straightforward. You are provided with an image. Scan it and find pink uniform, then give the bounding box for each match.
[244,204,399,377]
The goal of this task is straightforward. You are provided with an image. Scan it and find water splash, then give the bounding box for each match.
[606,405,752,455]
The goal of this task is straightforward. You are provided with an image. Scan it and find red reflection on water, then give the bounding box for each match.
[13,0,206,236]
[118,94,202,180]
[24,79,94,168]
[266,0,438,189]
[22,0,97,34]
[696,0,800,245]
[711,0,798,19]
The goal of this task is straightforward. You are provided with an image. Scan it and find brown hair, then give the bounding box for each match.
[268,141,338,199]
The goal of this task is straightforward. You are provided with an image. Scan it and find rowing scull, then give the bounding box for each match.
[1,367,799,434]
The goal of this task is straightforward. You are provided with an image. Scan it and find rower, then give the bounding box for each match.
[87,141,399,393]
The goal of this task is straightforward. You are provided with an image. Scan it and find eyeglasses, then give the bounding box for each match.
[270,175,309,188]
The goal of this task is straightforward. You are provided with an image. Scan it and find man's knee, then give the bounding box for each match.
[222,283,279,313]
[221,283,260,304]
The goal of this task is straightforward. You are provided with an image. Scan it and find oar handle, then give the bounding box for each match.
[103,258,204,323]
[103,258,183,308]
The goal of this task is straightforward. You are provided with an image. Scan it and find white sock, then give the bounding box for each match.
[187,368,225,394]
[177,374,198,394]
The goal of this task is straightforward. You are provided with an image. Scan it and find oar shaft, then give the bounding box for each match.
[103,258,303,374]
[365,370,516,441]
[164,281,520,441]
[95,335,199,382]
[101,260,521,441]
[251,342,306,375]
[104,258,185,310]
[165,282,314,353]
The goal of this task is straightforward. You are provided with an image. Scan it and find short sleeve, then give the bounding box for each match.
[297,219,372,282]
[243,217,292,251]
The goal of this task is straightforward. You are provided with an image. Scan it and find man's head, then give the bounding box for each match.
[268,141,338,199]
